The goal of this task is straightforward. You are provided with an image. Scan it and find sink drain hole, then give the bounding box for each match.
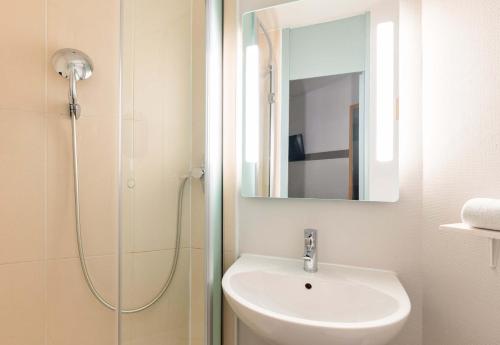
[305,283,312,289]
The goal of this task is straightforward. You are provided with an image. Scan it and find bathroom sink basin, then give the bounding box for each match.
[222,254,411,345]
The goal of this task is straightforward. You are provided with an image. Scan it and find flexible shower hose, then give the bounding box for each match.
[71,114,188,313]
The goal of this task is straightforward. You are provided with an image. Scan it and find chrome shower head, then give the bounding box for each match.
[51,48,93,118]
[51,48,93,81]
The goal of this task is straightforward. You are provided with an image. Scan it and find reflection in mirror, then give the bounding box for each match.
[289,73,362,199]
[241,0,399,202]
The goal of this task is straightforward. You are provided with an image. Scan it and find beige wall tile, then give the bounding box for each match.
[119,252,136,310]
[85,254,119,306]
[46,114,118,259]
[223,298,238,345]
[134,0,191,37]
[132,174,190,252]
[0,261,45,345]
[131,249,174,307]
[119,252,136,345]
[223,250,236,273]
[129,0,192,138]
[161,113,191,178]
[157,248,190,343]
[222,252,237,345]
[132,31,166,123]
[121,0,136,122]
[46,114,76,258]
[121,149,135,254]
[191,178,205,249]
[2,0,123,343]
[46,0,120,118]
[190,11,206,345]
[76,116,118,255]
[120,0,200,341]
[190,0,206,252]
[131,40,192,175]
[192,0,206,169]
[0,110,45,264]
[191,248,205,344]
[130,0,192,178]
[46,257,117,345]
[0,0,45,112]
[120,248,190,345]
[120,120,139,253]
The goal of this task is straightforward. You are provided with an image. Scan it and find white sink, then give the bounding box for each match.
[222,254,411,345]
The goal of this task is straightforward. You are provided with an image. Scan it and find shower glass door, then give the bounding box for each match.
[119,0,218,344]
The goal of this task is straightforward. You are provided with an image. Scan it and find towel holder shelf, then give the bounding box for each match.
[439,223,500,268]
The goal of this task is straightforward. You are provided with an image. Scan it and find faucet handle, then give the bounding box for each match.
[304,236,314,248]
[304,229,317,249]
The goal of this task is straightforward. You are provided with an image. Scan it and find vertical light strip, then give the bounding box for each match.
[245,44,260,163]
[376,21,394,162]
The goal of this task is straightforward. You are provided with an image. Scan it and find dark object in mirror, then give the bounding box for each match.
[289,134,305,162]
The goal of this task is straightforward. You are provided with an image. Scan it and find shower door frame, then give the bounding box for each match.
[205,0,223,345]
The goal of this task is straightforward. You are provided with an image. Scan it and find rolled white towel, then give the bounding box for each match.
[461,198,500,231]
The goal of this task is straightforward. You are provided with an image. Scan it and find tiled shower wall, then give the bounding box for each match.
[1,1,205,345]
[0,0,120,344]
[119,0,205,344]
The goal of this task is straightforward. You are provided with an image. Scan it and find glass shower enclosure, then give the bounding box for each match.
[0,0,221,344]
[119,0,222,344]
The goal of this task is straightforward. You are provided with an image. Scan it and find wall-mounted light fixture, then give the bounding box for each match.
[245,44,260,163]
[376,21,395,162]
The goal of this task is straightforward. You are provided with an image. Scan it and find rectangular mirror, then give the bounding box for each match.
[241,0,399,201]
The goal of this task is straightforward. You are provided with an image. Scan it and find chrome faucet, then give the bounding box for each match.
[303,229,318,273]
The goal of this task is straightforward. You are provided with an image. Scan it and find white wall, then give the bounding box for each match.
[228,1,500,344]
[421,0,500,344]
[236,2,423,345]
